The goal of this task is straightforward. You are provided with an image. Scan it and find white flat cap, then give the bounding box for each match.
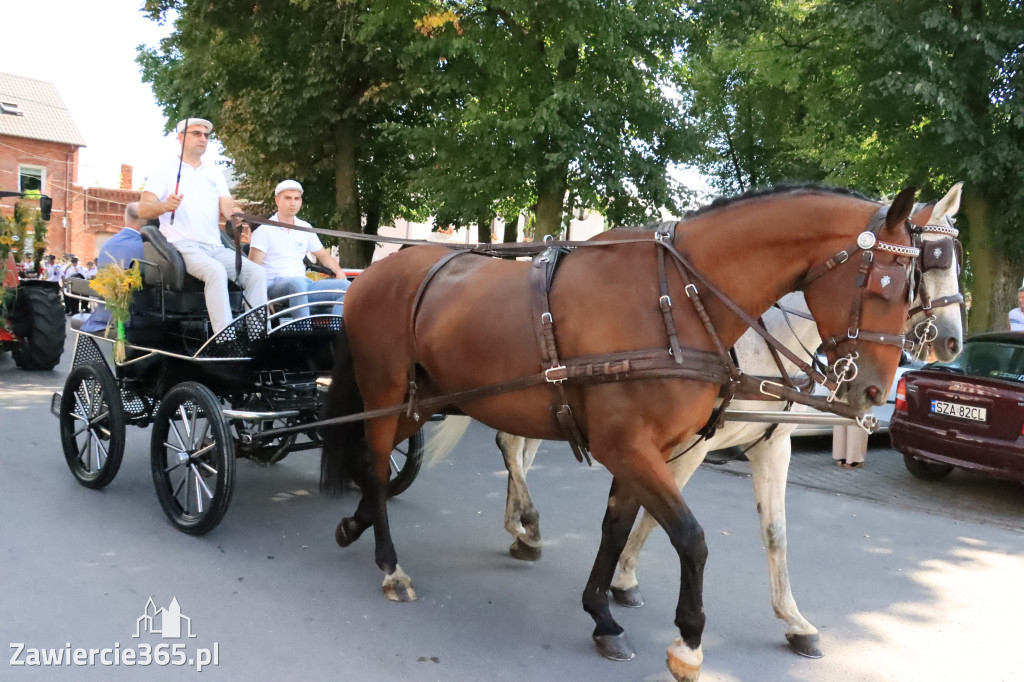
[275,179,304,195]
[175,118,214,134]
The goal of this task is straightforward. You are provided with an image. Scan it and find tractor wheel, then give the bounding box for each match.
[10,283,66,370]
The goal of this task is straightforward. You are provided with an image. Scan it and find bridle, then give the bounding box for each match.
[797,205,921,400]
[905,206,964,357]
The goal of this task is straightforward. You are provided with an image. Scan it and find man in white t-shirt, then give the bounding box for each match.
[137,118,266,335]
[248,179,349,317]
[1009,288,1024,331]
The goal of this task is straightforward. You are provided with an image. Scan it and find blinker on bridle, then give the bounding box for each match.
[906,211,965,356]
[800,207,921,402]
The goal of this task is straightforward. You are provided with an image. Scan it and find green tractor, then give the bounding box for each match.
[0,194,66,371]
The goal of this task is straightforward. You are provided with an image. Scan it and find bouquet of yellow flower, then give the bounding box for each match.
[90,263,143,362]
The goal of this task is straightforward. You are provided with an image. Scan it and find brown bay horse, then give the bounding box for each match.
[322,185,918,682]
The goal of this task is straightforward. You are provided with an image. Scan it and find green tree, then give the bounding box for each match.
[397,1,698,238]
[681,0,1024,329]
[139,0,437,265]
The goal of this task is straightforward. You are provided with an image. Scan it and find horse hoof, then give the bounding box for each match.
[509,539,542,561]
[593,633,636,661]
[382,566,417,602]
[786,632,824,659]
[335,519,357,547]
[610,585,645,608]
[667,639,703,682]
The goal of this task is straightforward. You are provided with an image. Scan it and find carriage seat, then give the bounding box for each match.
[139,224,242,314]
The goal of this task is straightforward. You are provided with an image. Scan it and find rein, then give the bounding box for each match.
[238,203,920,450]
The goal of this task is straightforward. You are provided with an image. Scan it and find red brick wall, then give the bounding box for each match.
[0,133,80,259]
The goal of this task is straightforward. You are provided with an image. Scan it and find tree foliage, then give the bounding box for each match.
[680,0,1024,329]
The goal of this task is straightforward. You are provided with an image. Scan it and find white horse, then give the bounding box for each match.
[424,183,965,658]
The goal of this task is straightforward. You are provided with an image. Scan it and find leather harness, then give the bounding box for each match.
[237,206,929,457]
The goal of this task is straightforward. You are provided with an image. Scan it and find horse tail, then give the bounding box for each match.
[424,415,472,466]
[320,326,368,494]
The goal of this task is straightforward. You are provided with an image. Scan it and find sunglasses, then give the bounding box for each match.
[186,131,211,139]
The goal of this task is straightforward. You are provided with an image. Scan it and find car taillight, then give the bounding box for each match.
[894,376,908,412]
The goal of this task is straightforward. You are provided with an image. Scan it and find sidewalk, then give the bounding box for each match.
[704,435,1023,532]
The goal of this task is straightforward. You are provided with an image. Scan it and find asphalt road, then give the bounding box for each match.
[1,334,1022,681]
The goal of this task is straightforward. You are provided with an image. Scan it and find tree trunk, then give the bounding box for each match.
[962,193,1018,333]
[363,200,380,265]
[534,169,567,240]
[333,119,364,266]
[476,214,492,244]
[502,212,519,243]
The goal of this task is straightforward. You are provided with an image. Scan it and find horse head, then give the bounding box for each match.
[802,186,918,411]
[907,182,964,362]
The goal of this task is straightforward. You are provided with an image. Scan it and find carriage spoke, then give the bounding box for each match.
[190,440,217,460]
[187,404,200,447]
[92,433,110,471]
[177,404,193,441]
[194,419,211,453]
[171,466,187,505]
[195,459,218,476]
[190,464,205,514]
[168,419,188,452]
[77,432,93,467]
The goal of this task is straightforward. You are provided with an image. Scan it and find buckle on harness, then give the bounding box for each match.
[759,379,787,399]
[545,365,568,383]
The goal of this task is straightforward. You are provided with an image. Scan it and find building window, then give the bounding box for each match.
[0,101,24,116]
[18,165,45,196]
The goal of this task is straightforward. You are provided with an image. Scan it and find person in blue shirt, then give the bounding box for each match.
[81,202,146,334]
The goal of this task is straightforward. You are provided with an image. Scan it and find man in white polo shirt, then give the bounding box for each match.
[248,179,349,317]
[138,118,266,335]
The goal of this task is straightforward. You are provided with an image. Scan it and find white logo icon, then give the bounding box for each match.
[932,246,942,259]
[134,597,196,639]
[880,275,891,288]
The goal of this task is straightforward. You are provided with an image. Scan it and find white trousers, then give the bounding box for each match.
[173,240,267,334]
[831,424,868,465]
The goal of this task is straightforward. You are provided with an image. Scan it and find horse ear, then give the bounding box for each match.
[930,182,963,224]
[884,186,916,233]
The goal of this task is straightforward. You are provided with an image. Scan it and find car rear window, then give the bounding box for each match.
[934,340,1024,382]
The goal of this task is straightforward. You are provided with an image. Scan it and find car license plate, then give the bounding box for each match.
[930,400,987,422]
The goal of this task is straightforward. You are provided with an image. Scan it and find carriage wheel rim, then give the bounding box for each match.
[160,400,220,520]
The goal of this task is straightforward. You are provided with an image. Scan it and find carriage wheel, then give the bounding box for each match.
[388,429,424,498]
[151,382,236,535]
[59,362,126,489]
[902,454,954,481]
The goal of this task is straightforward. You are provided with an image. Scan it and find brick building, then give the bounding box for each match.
[0,72,86,260]
[0,72,144,263]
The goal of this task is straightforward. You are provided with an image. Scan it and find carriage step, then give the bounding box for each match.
[49,392,61,418]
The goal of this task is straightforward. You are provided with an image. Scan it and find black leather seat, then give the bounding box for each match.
[139,224,241,315]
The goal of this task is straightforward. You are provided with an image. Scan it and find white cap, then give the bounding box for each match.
[275,179,303,196]
[175,118,214,134]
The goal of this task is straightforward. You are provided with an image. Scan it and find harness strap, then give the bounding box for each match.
[655,239,838,393]
[529,248,592,464]
[406,250,472,419]
[908,292,964,318]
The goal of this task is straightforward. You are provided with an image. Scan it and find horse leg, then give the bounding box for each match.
[593,448,707,682]
[497,432,543,561]
[335,413,417,602]
[582,478,644,662]
[610,443,707,608]
[747,434,822,658]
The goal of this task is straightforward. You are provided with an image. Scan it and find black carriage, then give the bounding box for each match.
[52,224,422,535]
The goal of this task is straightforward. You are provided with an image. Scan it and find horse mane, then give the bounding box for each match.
[683,183,874,220]
[625,184,876,231]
